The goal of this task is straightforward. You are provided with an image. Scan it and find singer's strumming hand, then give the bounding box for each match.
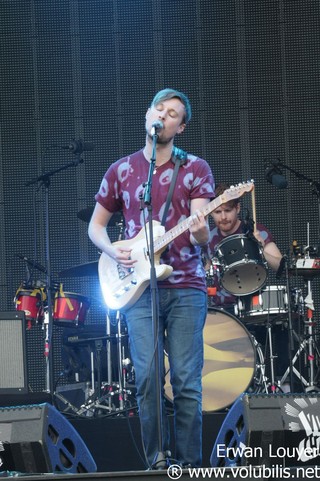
[110,246,137,268]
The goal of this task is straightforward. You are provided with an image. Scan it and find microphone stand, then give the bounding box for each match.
[272,160,320,391]
[269,159,320,244]
[25,155,85,394]
[143,132,168,470]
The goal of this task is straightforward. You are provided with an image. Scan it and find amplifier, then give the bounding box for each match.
[0,311,28,393]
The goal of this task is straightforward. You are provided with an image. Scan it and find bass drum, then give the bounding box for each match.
[165,308,263,412]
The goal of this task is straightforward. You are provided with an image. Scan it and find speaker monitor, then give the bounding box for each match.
[0,403,97,473]
[0,311,28,393]
[211,393,320,468]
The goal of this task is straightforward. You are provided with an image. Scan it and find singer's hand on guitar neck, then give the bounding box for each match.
[188,209,209,246]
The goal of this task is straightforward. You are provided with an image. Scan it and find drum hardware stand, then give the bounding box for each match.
[96,217,130,412]
[98,310,134,413]
[53,391,83,415]
[77,312,135,415]
[105,309,113,412]
[235,293,277,394]
[77,223,134,416]
[301,229,320,392]
[114,311,129,411]
[303,282,318,392]
[263,318,278,393]
[270,252,298,392]
[75,337,114,416]
[261,284,293,393]
[75,337,111,416]
[279,220,320,392]
[251,338,269,393]
[278,334,310,390]
[278,272,320,392]
[25,150,88,393]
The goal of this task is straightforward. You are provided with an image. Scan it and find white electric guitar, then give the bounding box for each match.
[99,181,254,310]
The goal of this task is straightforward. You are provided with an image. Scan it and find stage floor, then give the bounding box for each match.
[68,411,226,472]
[1,392,319,480]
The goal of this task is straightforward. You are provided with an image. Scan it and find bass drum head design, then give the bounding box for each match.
[165,308,256,412]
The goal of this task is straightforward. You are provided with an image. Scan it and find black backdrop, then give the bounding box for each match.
[1,0,320,393]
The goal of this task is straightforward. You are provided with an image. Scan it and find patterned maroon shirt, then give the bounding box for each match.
[95,149,215,292]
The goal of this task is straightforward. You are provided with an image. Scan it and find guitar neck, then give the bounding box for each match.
[154,182,254,253]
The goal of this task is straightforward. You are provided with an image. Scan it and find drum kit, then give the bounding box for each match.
[203,230,320,411]
[13,203,320,415]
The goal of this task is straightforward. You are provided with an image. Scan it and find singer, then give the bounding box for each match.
[88,89,214,468]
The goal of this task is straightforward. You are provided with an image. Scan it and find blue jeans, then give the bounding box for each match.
[123,287,207,468]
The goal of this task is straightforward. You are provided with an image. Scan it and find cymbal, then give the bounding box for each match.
[77,207,123,226]
[59,260,98,278]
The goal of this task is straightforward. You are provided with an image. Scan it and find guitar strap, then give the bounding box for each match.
[161,146,188,227]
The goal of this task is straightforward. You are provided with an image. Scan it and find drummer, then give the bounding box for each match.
[204,182,283,313]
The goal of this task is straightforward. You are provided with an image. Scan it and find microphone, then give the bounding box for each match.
[61,139,95,155]
[267,172,288,189]
[16,254,47,274]
[265,160,288,189]
[151,121,164,136]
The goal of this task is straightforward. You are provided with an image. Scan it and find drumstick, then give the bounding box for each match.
[251,184,257,233]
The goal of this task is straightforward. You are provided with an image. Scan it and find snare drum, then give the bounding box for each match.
[165,308,264,412]
[215,234,267,295]
[238,285,288,325]
[14,286,45,327]
[53,292,90,327]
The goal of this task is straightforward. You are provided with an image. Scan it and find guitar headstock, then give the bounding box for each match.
[220,181,254,204]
